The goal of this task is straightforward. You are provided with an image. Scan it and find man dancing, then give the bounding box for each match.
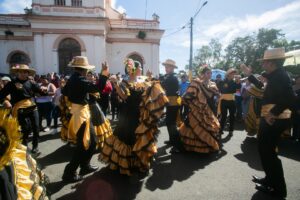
[241,48,296,199]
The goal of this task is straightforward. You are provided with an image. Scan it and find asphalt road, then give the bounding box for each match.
[32,118,300,200]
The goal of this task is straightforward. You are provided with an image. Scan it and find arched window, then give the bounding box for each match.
[58,38,81,74]
[8,51,30,67]
[128,53,144,74]
[71,0,82,7]
[54,0,66,6]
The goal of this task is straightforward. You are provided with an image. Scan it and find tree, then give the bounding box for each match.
[288,40,300,51]
[194,45,212,66]
[190,28,300,74]
[193,38,222,68]
[209,38,222,64]
[225,28,287,72]
[224,35,256,70]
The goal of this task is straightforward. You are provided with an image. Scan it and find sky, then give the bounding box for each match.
[1,0,300,72]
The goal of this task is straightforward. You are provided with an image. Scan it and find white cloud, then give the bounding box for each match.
[199,0,300,48]
[110,0,126,14]
[0,0,31,14]
[161,1,300,71]
[115,6,126,14]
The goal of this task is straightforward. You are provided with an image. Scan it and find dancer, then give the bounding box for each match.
[0,110,49,200]
[241,48,296,199]
[100,58,168,175]
[0,64,46,154]
[244,83,264,136]
[179,66,220,153]
[61,56,102,182]
[242,71,266,136]
[86,70,112,149]
[217,68,239,135]
[161,59,181,152]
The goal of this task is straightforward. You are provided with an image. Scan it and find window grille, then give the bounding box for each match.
[54,0,66,6]
[71,0,82,7]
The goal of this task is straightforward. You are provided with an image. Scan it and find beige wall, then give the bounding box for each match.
[0,0,163,75]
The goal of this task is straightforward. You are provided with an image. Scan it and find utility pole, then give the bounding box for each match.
[189,17,193,81]
[188,1,208,81]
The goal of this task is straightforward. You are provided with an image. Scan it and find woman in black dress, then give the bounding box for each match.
[99,59,168,175]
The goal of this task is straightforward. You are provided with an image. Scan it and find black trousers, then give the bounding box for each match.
[98,96,109,116]
[166,106,180,144]
[18,108,40,149]
[111,100,120,120]
[63,121,97,176]
[220,100,236,132]
[258,118,288,196]
[52,105,61,128]
[235,95,243,120]
[37,102,54,128]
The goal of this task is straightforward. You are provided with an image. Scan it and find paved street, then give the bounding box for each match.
[33,119,300,200]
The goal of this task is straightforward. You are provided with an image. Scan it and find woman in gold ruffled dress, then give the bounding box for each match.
[244,82,264,136]
[179,66,220,153]
[0,109,49,200]
[99,59,168,175]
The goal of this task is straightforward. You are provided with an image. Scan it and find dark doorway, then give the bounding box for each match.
[8,52,30,66]
[58,38,81,74]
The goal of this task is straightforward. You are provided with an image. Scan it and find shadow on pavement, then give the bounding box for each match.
[145,146,227,191]
[46,180,66,198]
[234,137,263,171]
[37,144,74,169]
[235,136,300,171]
[38,131,61,143]
[56,167,144,200]
[251,191,282,200]
[278,139,300,161]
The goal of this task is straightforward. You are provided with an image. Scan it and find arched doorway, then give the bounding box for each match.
[7,51,31,67]
[127,53,144,74]
[58,38,81,74]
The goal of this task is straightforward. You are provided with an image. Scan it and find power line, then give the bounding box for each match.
[162,26,187,38]
[193,1,208,19]
[145,0,148,20]
[162,1,207,39]
[195,0,204,15]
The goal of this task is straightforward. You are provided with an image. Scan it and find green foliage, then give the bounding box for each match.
[224,35,256,69]
[191,28,300,74]
[193,38,222,67]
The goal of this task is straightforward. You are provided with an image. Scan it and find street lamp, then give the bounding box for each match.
[189,1,208,81]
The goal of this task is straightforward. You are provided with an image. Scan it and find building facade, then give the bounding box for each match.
[0,0,164,75]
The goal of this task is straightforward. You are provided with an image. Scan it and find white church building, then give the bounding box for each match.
[0,0,164,75]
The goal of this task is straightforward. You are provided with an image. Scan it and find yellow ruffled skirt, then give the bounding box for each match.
[12,145,48,200]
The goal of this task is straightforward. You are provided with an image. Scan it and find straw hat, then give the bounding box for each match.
[68,56,95,70]
[257,48,292,61]
[10,64,36,76]
[162,59,177,68]
[226,68,237,76]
